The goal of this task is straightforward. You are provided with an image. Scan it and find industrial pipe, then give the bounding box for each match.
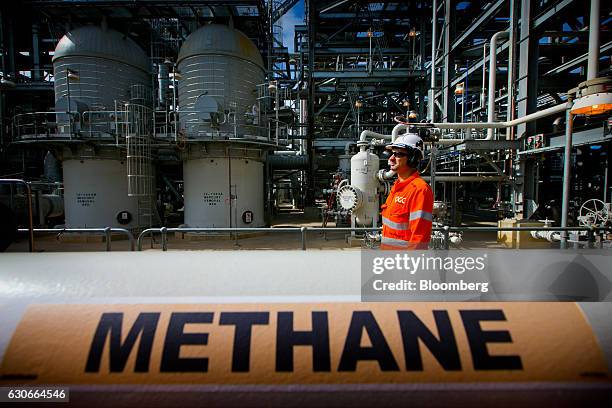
[359,129,391,143]
[481,42,487,108]
[487,31,509,140]
[587,0,600,80]
[560,101,574,249]
[268,154,309,170]
[428,0,437,121]
[398,101,571,146]
[421,175,505,182]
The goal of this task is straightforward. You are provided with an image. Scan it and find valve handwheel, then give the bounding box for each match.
[578,199,609,228]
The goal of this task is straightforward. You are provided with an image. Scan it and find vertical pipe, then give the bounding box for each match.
[487,31,509,140]
[430,146,437,199]
[442,0,451,121]
[306,0,315,205]
[105,227,111,251]
[300,226,307,250]
[604,155,608,202]
[275,88,279,144]
[172,65,178,142]
[560,104,573,249]
[506,0,517,140]
[481,42,487,108]
[587,0,600,80]
[161,227,167,251]
[7,18,14,78]
[32,24,40,81]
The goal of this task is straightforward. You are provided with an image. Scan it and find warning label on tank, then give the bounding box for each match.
[203,192,223,206]
[0,303,608,385]
[76,193,97,207]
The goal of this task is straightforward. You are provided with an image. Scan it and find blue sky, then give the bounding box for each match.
[277,0,304,53]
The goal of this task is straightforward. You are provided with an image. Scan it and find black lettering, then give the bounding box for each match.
[219,312,270,372]
[338,311,399,371]
[85,312,160,373]
[397,310,461,371]
[460,310,523,370]
[275,311,331,372]
[160,312,213,372]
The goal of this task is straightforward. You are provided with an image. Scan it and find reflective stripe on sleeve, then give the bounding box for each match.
[409,210,433,222]
[382,216,409,230]
[381,236,410,247]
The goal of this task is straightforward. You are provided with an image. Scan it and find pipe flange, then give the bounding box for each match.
[337,185,363,211]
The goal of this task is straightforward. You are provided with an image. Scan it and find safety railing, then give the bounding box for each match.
[135,225,611,251]
[16,227,135,251]
[12,111,73,140]
[81,110,124,140]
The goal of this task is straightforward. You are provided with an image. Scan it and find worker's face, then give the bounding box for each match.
[388,149,410,172]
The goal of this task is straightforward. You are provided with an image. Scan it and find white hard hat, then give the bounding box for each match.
[386,133,424,154]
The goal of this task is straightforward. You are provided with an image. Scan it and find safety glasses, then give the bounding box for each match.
[390,151,409,158]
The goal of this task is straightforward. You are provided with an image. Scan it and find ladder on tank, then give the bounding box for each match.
[122,101,156,231]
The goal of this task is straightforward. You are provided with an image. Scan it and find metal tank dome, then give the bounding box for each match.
[53,25,149,71]
[177,24,264,68]
[176,23,265,139]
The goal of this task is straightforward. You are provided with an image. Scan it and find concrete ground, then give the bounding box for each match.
[6,211,507,252]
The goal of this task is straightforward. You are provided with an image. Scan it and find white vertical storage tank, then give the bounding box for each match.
[62,159,136,228]
[52,26,151,229]
[337,144,380,227]
[184,157,264,228]
[350,147,380,227]
[177,24,267,228]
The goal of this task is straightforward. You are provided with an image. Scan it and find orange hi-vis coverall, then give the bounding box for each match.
[380,172,434,250]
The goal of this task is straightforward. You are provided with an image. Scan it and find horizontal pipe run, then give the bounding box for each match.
[359,129,392,143]
[18,228,135,251]
[136,226,607,251]
[403,102,571,144]
[422,176,506,182]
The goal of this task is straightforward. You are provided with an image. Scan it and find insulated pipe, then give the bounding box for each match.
[398,102,571,146]
[560,104,574,249]
[267,154,309,170]
[428,0,437,121]
[344,141,355,155]
[587,0,601,80]
[506,0,517,141]
[481,42,487,108]
[487,31,509,140]
[421,175,505,182]
[359,129,391,143]
[32,23,40,81]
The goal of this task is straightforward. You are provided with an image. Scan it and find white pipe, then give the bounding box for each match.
[431,102,570,131]
[487,31,509,140]
[391,124,411,142]
[421,175,505,182]
[344,141,355,155]
[393,101,570,146]
[359,129,390,143]
[377,169,396,182]
[481,42,487,108]
[587,0,600,80]
[428,0,437,121]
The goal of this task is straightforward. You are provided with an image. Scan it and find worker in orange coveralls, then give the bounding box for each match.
[380,133,433,250]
